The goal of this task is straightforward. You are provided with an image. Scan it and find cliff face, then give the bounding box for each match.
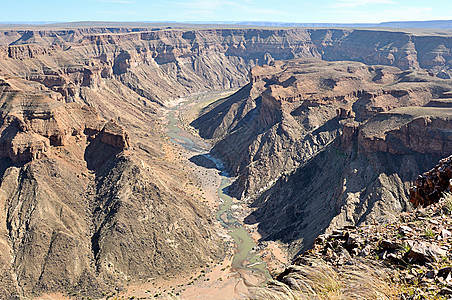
[357,107,452,154]
[250,107,451,257]
[0,78,128,162]
[0,27,451,108]
[0,75,221,298]
[194,58,452,257]
[0,25,451,297]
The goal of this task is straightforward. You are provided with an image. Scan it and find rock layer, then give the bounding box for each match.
[0,26,451,106]
[410,155,452,207]
[194,58,452,257]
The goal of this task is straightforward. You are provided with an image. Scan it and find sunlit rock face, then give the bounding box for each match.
[0,25,451,297]
[194,58,452,257]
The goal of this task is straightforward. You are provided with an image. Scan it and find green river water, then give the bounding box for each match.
[166,98,269,277]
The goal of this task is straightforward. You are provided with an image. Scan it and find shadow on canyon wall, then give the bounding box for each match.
[244,137,444,257]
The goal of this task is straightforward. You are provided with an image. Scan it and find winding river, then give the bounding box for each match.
[165,94,269,278]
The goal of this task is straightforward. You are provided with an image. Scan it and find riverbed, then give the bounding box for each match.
[119,90,287,299]
[166,92,269,276]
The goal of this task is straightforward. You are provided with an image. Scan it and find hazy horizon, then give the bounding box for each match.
[2,0,451,24]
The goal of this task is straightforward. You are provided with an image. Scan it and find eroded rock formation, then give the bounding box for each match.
[0,76,221,299]
[194,58,452,257]
[0,78,130,163]
[410,155,452,207]
[194,59,452,199]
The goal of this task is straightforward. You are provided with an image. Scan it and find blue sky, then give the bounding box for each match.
[1,0,451,24]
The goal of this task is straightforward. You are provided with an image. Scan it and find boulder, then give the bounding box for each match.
[410,155,452,207]
[405,241,447,264]
[99,120,130,150]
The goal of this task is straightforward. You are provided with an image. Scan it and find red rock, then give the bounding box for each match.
[410,155,452,207]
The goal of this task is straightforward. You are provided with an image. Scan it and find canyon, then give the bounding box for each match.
[0,23,451,298]
[194,58,452,258]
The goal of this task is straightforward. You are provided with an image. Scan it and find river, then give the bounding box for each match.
[165,92,270,279]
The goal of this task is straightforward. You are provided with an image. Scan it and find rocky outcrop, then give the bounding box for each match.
[99,119,130,150]
[0,78,131,163]
[194,59,452,199]
[410,155,452,207]
[0,76,222,299]
[270,194,452,299]
[5,132,50,163]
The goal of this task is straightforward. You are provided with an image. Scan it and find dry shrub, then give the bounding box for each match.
[442,192,452,214]
[251,258,399,300]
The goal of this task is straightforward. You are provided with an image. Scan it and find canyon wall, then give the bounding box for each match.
[0,27,451,108]
[0,25,451,297]
[0,67,222,298]
[195,59,452,198]
[194,59,452,257]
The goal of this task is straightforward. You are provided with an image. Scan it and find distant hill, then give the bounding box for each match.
[0,20,451,30]
[379,20,452,29]
[236,20,452,29]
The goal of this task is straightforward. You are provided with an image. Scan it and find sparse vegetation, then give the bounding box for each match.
[250,258,398,299]
[424,227,436,238]
[443,192,452,214]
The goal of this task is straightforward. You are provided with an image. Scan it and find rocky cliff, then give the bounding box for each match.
[0,26,451,108]
[410,155,452,207]
[194,58,452,257]
[0,75,221,298]
[265,191,452,299]
[0,24,451,298]
[194,59,452,198]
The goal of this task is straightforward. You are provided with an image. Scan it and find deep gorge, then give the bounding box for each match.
[0,24,451,298]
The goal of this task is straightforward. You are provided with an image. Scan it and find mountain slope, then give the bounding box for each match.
[0,76,222,299]
[194,59,452,257]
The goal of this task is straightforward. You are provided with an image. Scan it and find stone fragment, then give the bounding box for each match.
[410,155,452,207]
[438,267,452,279]
[346,233,363,250]
[405,241,447,264]
[399,226,413,235]
[380,239,401,251]
[360,245,372,257]
[315,235,325,244]
[425,270,436,279]
[441,229,452,239]
[440,287,452,295]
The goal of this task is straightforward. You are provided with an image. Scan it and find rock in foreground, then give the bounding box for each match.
[410,155,452,207]
[265,192,452,299]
